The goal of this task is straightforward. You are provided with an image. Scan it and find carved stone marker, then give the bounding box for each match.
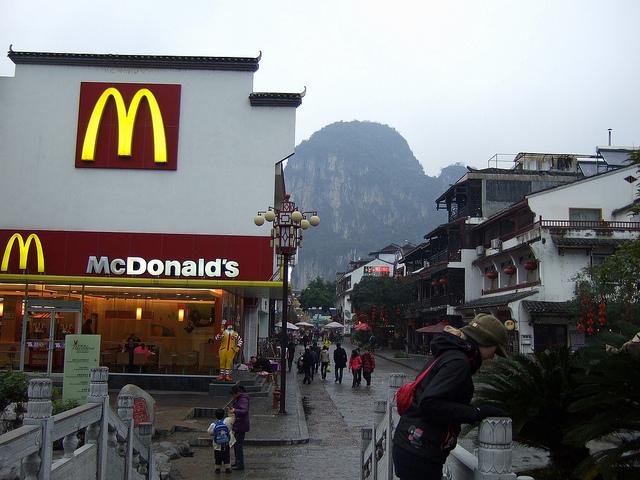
[118,384,156,432]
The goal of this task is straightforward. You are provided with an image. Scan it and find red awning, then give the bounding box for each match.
[416,322,448,334]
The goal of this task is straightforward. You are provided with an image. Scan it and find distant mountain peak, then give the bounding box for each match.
[286,121,466,288]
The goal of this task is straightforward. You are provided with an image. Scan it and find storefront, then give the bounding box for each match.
[0,49,302,377]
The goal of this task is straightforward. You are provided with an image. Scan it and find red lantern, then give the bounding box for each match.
[598,302,606,327]
[438,278,448,285]
[524,260,538,271]
[503,265,516,275]
[486,270,498,280]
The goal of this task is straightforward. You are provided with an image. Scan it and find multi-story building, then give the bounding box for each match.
[400,149,639,353]
[335,244,408,331]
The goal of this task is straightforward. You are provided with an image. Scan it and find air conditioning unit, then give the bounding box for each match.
[490,238,502,251]
[476,245,485,257]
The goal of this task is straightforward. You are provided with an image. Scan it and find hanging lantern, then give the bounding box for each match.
[438,278,448,285]
[503,265,516,275]
[524,260,538,271]
[486,270,498,280]
[598,301,606,327]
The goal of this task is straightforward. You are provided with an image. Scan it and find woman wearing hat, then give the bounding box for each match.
[392,314,510,480]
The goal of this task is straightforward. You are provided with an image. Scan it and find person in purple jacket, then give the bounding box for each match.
[229,385,250,470]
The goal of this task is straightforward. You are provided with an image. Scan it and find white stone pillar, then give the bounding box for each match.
[23,378,53,480]
[476,417,517,480]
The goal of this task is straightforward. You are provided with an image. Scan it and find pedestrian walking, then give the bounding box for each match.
[361,347,376,386]
[229,385,250,471]
[320,345,330,380]
[311,342,321,376]
[392,314,510,480]
[302,346,315,384]
[287,339,296,372]
[349,349,362,388]
[207,408,235,474]
[333,342,348,384]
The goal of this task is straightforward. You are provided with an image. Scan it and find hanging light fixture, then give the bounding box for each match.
[0,299,4,317]
[136,307,142,321]
[178,308,185,322]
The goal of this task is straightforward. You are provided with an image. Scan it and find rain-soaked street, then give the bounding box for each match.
[170,343,417,479]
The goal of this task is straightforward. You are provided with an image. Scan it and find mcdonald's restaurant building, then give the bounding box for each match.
[0,49,301,383]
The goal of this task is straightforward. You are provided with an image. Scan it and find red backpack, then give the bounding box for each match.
[394,358,440,416]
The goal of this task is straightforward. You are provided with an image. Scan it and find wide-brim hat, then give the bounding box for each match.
[461,314,508,357]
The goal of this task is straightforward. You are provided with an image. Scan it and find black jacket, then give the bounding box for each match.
[333,347,348,368]
[302,349,315,369]
[392,332,483,463]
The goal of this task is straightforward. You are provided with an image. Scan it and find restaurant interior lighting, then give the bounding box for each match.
[0,300,3,317]
[178,308,185,322]
[136,307,142,321]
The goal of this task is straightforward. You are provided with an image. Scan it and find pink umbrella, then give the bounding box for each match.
[354,322,372,331]
[415,321,448,334]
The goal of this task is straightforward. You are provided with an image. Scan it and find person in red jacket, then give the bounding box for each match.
[361,347,376,387]
[349,349,363,388]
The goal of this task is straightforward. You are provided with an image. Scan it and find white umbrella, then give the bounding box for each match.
[295,321,314,327]
[323,321,344,329]
[275,321,299,330]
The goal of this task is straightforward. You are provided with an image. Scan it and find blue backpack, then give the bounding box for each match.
[212,420,231,445]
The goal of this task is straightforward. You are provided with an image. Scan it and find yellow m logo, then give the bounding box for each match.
[81,87,167,163]
[1,233,45,273]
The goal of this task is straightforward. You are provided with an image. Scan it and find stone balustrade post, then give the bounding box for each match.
[476,417,517,480]
[87,367,110,480]
[387,373,407,404]
[360,427,373,480]
[22,378,53,480]
[117,393,135,480]
[386,374,406,480]
[374,400,387,427]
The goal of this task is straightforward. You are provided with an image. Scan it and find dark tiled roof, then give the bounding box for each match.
[249,92,303,107]
[551,235,629,248]
[456,290,537,310]
[522,301,574,315]
[8,49,260,72]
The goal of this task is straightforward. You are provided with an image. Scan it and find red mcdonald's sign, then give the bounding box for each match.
[75,82,181,170]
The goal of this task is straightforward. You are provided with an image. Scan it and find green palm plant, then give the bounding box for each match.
[565,351,640,480]
[473,348,590,478]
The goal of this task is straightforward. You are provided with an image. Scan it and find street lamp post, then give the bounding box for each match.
[255,193,319,414]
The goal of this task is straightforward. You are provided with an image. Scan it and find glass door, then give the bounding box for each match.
[20,299,82,375]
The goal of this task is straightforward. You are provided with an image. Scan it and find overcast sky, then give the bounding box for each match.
[1,0,638,175]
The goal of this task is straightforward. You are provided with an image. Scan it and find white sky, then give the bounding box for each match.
[1,0,639,175]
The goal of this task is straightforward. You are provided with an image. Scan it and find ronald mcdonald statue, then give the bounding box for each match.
[215,321,243,381]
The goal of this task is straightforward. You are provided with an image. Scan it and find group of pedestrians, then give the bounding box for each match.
[207,384,250,473]
[296,341,376,387]
[347,346,375,387]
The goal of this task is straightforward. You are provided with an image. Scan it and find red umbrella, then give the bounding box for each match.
[415,322,448,334]
[354,322,372,331]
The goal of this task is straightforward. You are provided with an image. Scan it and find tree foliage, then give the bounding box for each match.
[350,276,414,325]
[298,277,336,311]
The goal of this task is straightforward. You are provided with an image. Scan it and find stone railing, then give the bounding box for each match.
[360,373,535,480]
[0,367,154,480]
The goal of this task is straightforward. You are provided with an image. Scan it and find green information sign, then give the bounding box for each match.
[62,334,101,404]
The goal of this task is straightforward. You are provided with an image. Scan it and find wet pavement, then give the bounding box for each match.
[167,341,416,479]
[162,341,548,479]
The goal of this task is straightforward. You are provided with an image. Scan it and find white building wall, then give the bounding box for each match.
[527,165,637,221]
[0,64,296,236]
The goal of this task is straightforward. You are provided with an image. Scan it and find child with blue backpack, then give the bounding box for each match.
[207,408,235,474]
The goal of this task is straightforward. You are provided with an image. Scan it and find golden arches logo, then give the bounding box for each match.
[81,87,167,163]
[1,233,45,273]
